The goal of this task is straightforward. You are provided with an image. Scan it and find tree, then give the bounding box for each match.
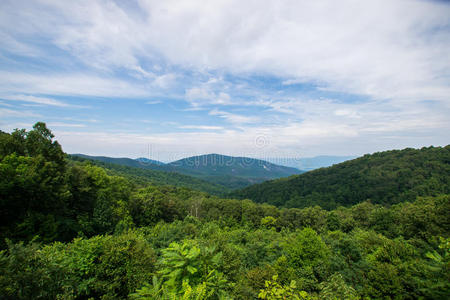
[150,241,229,299]
[258,275,312,300]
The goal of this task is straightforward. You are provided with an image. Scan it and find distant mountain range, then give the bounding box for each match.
[70,153,303,190]
[232,146,450,209]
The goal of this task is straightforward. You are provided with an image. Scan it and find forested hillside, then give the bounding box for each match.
[69,155,229,195]
[1,123,449,299]
[72,154,165,168]
[71,154,173,172]
[232,146,450,209]
[73,153,303,190]
[169,154,301,178]
[170,154,303,190]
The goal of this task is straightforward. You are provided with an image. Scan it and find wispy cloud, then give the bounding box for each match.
[2,0,449,103]
[0,0,448,157]
[1,94,83,108]
[179,125,224,130]
[185,87,232,107]
[0,71,151,98]
[146,100,162,105]
[47,122,86,128]
[0,108,40,118]
[209,109,260,125]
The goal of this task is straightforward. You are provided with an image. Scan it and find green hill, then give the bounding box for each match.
[72,153,303,189]
[68,155,229,195]
[72,154,168,170]
[231,146,450,209]
[169,153,302,177]
[168,153,303,188]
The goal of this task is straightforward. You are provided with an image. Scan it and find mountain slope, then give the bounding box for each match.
[135,157,166,166]
[72,153,303,189]
[169,153,302,178]
[168,154,303,188]
[72,154,167,170]
[68,155,229,195]
[231,146,450,209]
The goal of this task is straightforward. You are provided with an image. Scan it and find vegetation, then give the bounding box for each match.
[73,153,303,190]
[1,123,449,299]
[69,155,229,196]
[232,146,450,209]
[169,153,301,178]
[72,154,165,169]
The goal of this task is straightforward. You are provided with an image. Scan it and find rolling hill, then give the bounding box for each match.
[72,154,167,170]
[231,146,450,209]
[68,155,228,195]
[168,154,303,189]
[71,153,303,189]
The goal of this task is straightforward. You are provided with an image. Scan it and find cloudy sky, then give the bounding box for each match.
[0,0,449,162]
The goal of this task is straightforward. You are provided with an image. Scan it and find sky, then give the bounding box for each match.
[0,0,449,162]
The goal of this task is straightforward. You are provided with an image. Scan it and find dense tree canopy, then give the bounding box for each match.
[232,145,450,209]
[0,123,449,299]
[69,155,229,195]
[73,153,303,191]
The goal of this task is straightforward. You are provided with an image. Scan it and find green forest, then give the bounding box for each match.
[1,123,449,299]
[232,146,450,210]
[71,153,302,191]
[69,155,229,196]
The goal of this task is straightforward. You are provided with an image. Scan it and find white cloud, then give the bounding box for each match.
[0,71,150,98]
[0,107,40,118]
[209,109,260,125]
[152,73,177,89]
[185,87,232,107]
[179,125,224,130]
[2,0,449,104]
[0,0,449,157]
[2,94,80,107]
[47,122,86,128]
[146,100,162,105]
[51,112,449,161]
[0,100,13,107]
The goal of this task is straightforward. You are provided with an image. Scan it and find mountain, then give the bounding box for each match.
[68,155,228,195]
[169,153,302,177]
[72,154,167,170]
[135,157,166,166]
[71,153,303,189]
[263,156,355,171]
[168,154,303,188]
[231,146,450,209]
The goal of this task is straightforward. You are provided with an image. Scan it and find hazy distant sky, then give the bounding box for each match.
[1,0,449,161]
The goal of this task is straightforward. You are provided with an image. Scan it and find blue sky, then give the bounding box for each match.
[0,0,449,162]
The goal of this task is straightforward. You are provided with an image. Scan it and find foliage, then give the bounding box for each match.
[69,154,229,195]
[423,237,450,298]
[233,145,450,209]
[283,228,330,269]
[0,232,156,299]
[319,273,359,300]
[258,275,311,300]
[71,153,303,191]
[1,123,449,300]
[155,241,229,298]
